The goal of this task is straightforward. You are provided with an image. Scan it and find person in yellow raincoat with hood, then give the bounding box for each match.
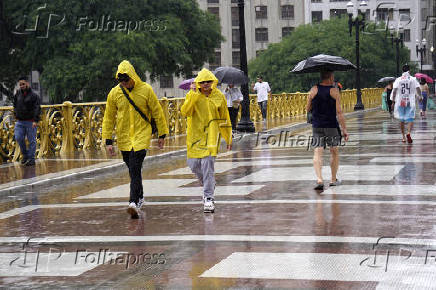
[102,60,169,219]
[181,68,232,213]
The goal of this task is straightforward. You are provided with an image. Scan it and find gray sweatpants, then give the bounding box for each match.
[187,156,216,199]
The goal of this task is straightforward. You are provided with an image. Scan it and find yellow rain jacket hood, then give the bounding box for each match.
[102,60,168,151]
[181,68,232,158]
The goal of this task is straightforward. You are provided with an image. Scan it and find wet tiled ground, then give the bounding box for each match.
[0,110,436,289]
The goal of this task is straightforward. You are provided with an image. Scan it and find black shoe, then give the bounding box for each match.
[25,159,35,166]
[20,158,28,165]
[314,183,324,190]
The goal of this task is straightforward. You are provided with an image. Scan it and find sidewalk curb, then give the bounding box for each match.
[0,148,187,195]
[1,107,379,195]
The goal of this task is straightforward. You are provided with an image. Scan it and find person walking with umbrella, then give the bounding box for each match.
[391,64,422,143]
[385,80,394,117]
[181,68,232,213]
[419,78,429,118]
[306,70,349,190]
[224,83,243,131]
[251,75,271,121]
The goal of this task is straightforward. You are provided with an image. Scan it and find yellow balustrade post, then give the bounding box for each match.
[83,106,95,151]
[160,98,170,128]
[38,108,50,157]
[60,101,74,155]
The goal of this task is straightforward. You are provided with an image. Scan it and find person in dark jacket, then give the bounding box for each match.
[13,76,41,166]
[306,70,349,191]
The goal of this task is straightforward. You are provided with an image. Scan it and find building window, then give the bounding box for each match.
[399,9,410,19]
[209,51,221,71]
[207,7,219,20]
[281,5,294,19]
[160,76,174,88]
[231,0,238,3]
[329,0,348,2]
[232,29,240,48]
[403,29,410,42]
[255,28,268,42]
[31,82,39,90]
[231,7,239,26]
[330,9,347,18]
[376,8,393,22]
[363,9,370,21]
[255,6,267,19]
[311,0,322,2]
[256,50,265,57]
[312,11,322,22]
[232,51,240,68]
[207,0,219,3]
[282,26,294,38]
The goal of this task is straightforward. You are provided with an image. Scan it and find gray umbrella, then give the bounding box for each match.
[213,66,249,85]
[290,54,356,74]
[377,77,396,83]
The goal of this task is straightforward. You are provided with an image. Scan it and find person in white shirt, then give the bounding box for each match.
[224,84,243,131]
[251,75,271,120]
[391,64,422,143]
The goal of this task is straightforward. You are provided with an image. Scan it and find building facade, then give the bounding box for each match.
[304,0,435,74]
[151,0,305,98]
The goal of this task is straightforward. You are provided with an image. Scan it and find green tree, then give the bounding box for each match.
[1,0,222,103]
[249,17,411,93]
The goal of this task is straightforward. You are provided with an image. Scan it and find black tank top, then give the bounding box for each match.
[312,84,338,128]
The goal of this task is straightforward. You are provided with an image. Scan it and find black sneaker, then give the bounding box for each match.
[20,158,28,165]
[25,159,35,166]
[127,202,139,219]
[314,183,324,190]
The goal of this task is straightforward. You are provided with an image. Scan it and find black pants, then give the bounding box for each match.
[228,106,239,130]
[386,96,393,113]
[121,149,147,204]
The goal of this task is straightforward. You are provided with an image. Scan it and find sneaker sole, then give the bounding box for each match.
[127,207,139,219]
[203,208,215,213]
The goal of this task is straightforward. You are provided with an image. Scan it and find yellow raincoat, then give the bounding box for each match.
[181,68,232,159]
[102,60,169,151]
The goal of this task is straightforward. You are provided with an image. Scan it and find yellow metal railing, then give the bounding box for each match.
[0,88,382,162]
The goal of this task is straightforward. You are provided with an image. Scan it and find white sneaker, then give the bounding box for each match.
[127,202,139,219]
[137,198,144,209]
[203,198,215,213]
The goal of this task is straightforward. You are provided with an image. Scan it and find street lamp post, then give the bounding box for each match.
[347,0,367,111]
[389,24,404,76]
[416,38,427,72]
[236,0,255,132]
[431,45,436,75]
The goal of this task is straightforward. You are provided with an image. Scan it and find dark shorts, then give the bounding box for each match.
[311,127,341,148]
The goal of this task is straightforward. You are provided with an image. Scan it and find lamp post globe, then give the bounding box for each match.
[359,0,368,13]
[347,1,354,15]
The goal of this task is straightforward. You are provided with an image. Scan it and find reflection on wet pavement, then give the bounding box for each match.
[0,110,436,288]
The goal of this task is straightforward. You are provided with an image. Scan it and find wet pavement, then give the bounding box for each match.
[1,110,436,289]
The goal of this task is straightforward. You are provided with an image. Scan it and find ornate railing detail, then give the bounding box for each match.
[0,88,383,162]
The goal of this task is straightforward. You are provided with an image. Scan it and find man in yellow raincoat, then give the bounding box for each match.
[102,60,169,219]
[181,68,232,213]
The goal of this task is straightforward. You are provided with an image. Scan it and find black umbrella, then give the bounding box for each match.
[377,77,396,83]
[213,66,249,85]
[290,54,356,74]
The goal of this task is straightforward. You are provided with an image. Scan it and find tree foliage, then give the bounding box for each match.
[1,0,222,103]
[249,17,411,93]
